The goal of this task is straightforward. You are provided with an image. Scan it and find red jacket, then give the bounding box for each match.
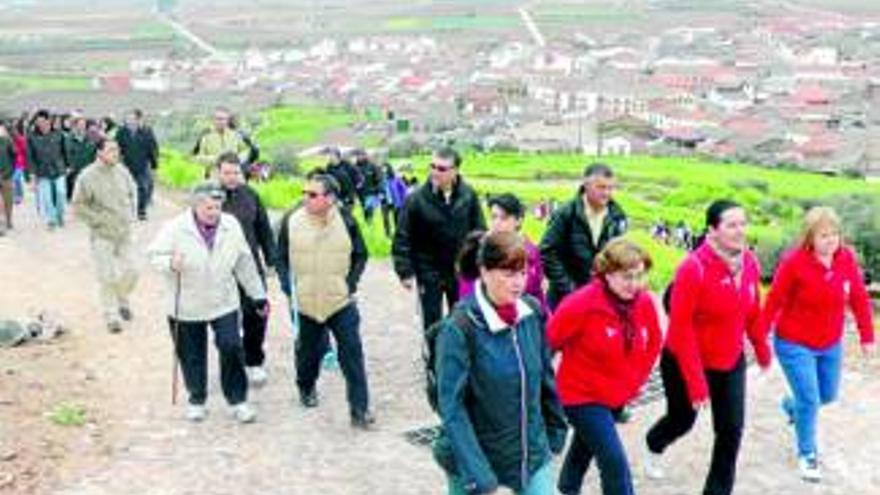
[547,279,662,408]
[762,246,874,349]
[666,243,770,404]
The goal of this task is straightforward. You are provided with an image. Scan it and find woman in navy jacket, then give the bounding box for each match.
[434,231,567,494]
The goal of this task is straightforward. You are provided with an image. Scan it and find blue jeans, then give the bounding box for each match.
[12,169,25,203]
[447,461,554,495]
[37,176,66,227]
[774,336,843,458]
[558,405,633,495]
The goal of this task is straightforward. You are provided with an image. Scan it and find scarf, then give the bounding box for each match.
[193,211,219,250]
[602,278,637,353]
[495,303,518,327]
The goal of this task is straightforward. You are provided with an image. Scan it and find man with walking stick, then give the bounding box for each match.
[148,181,268,423]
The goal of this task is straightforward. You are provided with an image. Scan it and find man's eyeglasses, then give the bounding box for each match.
[430,163,454,173]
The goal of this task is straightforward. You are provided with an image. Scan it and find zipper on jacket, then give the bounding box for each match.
[510,327,529,487]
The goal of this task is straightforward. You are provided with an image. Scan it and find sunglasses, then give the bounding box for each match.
[430,163,454,172]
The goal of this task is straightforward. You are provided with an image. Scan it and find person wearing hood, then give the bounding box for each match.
[433,231,567,494]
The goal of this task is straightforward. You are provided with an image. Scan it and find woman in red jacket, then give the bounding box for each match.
[643,199,771,495]
[548,238,662,495]
[762,206,875,482]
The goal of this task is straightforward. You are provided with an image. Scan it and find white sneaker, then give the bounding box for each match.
[247,366,268,387]
[233,402,257,424]
[798,455,821,482]
[643,442,666,480]
[186,405,207,422]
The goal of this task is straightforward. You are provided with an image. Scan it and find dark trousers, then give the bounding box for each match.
[418,273,458,331]
[558,405,634,495]
[646,351,746,495]
[238,286,268,367]
[295,303,370,415]
[65,171,79,201]
[380,203,397,238]
[169,310,248,406]
[133,170,153,217]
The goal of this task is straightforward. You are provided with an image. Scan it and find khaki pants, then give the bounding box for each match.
[91,235,138,325]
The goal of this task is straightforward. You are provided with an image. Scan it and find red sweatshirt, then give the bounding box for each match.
[761,246,874,349]
[547,279,662,408]
[666,243,770,404]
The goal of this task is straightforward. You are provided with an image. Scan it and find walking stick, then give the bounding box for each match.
[287,269,300,396]
[171,270,182,405]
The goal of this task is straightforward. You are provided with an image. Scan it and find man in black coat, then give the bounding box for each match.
[116,109,159,220]
[324,147,360,209]
[216,152,278,386]
[392,147,485,330]
[539,162,628,310]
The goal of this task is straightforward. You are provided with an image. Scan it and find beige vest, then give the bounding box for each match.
[288,207,352,323]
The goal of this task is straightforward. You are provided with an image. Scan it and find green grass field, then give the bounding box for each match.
[0,73,92,94]
[253,106,355,161]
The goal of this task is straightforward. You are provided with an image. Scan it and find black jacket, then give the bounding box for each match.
[27,130,65,179]
[326,160,362,206]
[355,158,383,197]
[116,125,158,175]
[63,133,96,174]
[222,184,277,279]
[539,193,627,305]
[276,204,368,297]
[0,136,15,181]
[392,178,486,282]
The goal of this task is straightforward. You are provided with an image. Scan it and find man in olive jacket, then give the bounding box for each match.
[539,163,627,310]
[71,138,139,333]
[391,147,485,331]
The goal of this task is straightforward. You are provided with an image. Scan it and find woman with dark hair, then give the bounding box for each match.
[11,119,27,205]
[548,238,662,495]
[643,199,771,495]
[457,193,548,313]
[761,206,874,482]
[434,231,567,494]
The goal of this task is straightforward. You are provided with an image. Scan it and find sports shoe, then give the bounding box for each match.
[643,441,666,480]
[186,405,207,422]
[247,366,268,387]
[351,410,376,430]
[233,403,257,424]
[299,390,319,408]
[119,306,133,322]
[798,455,821,482]
[108,321,123,334]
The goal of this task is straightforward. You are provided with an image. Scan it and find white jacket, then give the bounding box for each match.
[147,211,266,322]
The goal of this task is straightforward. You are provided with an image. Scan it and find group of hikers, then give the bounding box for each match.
[0,108,158,236]
[5,103,876,494]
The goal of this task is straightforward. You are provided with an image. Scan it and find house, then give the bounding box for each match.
[599,135,633,156]
[708,77,756,111]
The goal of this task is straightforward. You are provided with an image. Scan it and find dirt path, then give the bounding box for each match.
[1,190,879,495]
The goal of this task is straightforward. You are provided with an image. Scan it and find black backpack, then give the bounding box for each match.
[424,295,543,414]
